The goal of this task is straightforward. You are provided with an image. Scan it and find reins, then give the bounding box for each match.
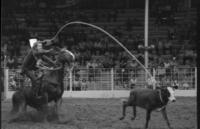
[156,89,166,111]
[36,62,62,71]
[158,89,164,104]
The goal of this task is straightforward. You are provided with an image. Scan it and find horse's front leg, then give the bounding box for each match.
[54,98,62,114]
[39,92,49,123]
[54,86,62,114]
[53,98,64,122]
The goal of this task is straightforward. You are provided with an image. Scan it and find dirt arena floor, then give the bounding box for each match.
[1,97,196,129]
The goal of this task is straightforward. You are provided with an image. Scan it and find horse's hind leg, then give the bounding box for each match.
[10,92,23,114]
[119,99,129,120]
[131,105,136,120]
[53,99,61,116]
[40,105,48,123]
[9,93,26,122]
[54,98,62,113]
[53,98,64,122]
[23,104,27,112]
[39,93,49,123]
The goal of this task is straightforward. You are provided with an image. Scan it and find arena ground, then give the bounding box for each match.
[1,97,196,129]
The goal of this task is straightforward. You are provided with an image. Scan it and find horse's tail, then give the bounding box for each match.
[10,91,25,115]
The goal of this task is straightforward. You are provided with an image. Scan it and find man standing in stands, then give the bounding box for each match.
[1,68,4,101]
[147,76,157,89]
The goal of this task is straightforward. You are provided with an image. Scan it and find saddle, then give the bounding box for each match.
[32,68,61,98]
[31,74,44,97]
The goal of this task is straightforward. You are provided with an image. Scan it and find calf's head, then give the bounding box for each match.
[166,86,178,102]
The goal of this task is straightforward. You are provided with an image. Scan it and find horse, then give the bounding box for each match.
[10,48,75,122]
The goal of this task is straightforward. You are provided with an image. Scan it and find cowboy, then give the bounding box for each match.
[21,39,57,88]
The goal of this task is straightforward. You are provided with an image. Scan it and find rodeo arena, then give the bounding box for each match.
[1,0,198,129]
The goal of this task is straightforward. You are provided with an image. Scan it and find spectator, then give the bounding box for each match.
[80,79,88,90]
[172,80,179,88]
[147,77,156,89]
[86,61,94,82]
[168,27,176,40]
[129,77,137,89]
[132,18,141,26]
[7,40,15,56]
[164,59,171,76]
[7,55,16,69]
[157,38,164,54]
[167,14,175,26]
[182,75,190,89]
[25,11,38,27]
[9,75,17,90]
[1,68,4,101]
[111,10,118,22]
[157,63,166,79]
[126,59,138,69]
[125,18,133,31]
[73,76,81,91]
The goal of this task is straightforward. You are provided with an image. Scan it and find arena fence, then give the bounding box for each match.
[3,67,197,99]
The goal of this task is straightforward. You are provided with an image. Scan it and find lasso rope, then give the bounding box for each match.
[49,21,153,79]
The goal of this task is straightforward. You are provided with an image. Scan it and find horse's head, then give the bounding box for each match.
[56,48,75,67]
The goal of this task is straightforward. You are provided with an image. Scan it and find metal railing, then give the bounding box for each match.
[4,67,197,92]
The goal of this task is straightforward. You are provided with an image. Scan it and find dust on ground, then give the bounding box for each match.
[1,97,197,129]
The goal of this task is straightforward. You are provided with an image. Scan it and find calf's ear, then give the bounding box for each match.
[173,85,178,89]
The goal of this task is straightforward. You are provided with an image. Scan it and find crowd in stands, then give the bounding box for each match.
[1,0,197,72]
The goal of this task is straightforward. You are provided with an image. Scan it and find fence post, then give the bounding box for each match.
[153,68,156,89]
[4,69,9,100]
[69,70,73,92]
[195,67,197,91]
[111,68,114,91]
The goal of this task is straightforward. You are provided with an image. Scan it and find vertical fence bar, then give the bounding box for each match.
[100,69,102,90]
[195,67,197,91]
[191,68,193,89]
[111,68,114,91]
[69,70,73,92]
[153,68,156,89]
[4,69,9,99]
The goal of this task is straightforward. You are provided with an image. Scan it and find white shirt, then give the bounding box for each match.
[147,77,156,86]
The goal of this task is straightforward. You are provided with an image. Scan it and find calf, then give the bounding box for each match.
[119,86,178,129]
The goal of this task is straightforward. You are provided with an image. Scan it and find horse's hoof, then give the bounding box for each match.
[131,117,135,120]
[42,119,48,123]
[8,118,17,123]
[119,117,124,120]
[8,120,13,123]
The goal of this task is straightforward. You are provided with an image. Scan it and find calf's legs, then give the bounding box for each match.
[161,108,173,129]
[131,105,136,120]
[119,100,136,120]
[119,100,128,120]
[144,110,152,129]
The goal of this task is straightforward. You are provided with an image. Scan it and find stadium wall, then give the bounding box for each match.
[3,90,197,99]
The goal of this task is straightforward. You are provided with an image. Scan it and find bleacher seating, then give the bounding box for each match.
[1,1,197,69]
